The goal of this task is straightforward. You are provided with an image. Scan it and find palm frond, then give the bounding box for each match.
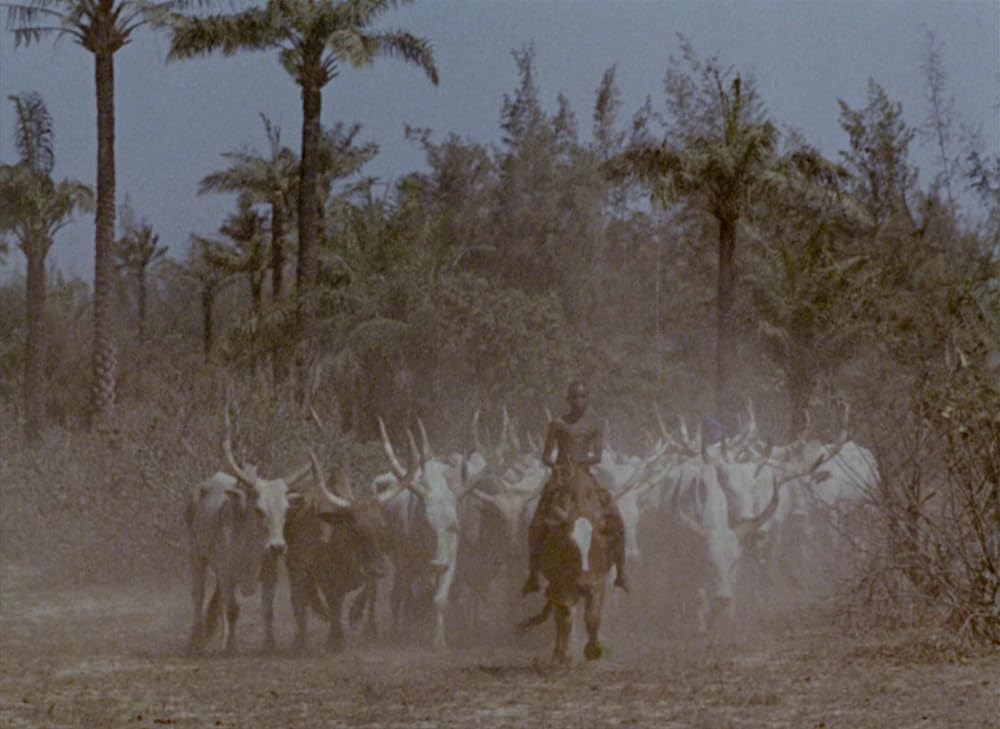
[167,7,277,60]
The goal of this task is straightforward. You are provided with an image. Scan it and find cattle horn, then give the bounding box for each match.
[379,417,409,480]
[472,409,486,458]
[222,403,255,488]
[417,417,433,464]
[308,450,352,510]
[733,473,781,540]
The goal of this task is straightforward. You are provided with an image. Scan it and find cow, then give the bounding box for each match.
[378,418,468,648]
[449,409,548,640]
[646,443,781,633]
[277,448,415,652]
[517,463,615,664]
[184,411,310,656]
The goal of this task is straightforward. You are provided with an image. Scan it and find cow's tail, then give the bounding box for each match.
[517,599,553,632]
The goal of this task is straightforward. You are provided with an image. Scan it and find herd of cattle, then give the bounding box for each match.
[184,400,880,661]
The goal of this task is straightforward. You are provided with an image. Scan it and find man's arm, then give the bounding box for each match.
[541,421,559,468]
[585,419,605,467]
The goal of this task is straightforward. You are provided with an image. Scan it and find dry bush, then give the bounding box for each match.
[837,376,999,645]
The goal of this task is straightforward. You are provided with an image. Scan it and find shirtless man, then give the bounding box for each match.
[522,381,629,596]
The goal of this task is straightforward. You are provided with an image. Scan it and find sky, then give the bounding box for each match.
[1,0,998,282]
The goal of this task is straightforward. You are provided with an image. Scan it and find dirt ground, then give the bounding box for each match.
[1,562,997,729]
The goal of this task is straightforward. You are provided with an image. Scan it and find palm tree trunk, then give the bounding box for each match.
[270,198,285,300]
[91,49,117,420]
[296,81,322,316]
[270,197,288,386]
[715,214,737,421]
[24,242,46,442]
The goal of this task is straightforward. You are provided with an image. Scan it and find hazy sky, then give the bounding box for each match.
[1,0,998,281]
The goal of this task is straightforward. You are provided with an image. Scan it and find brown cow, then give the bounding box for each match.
[278,448,415,652]
[518,463,612,664]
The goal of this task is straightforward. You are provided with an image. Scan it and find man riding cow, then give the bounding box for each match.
[522,380,629,596]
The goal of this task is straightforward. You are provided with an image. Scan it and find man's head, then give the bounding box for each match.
[566,381,589,413]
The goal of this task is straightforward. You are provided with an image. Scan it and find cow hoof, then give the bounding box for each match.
[584,641,603,661]
[262,638,277,655]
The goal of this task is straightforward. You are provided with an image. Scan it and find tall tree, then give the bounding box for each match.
[605,39,778,419]
[0,92,93,441]
[198,113,298,302]
[114,200,168,346]
[168,0,438,323]
[196,196,269,372]
[5,0,181,421]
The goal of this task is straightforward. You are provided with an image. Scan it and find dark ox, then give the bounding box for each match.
[277,450,412,652]
[518,464,613,665]
[184,420,309,656]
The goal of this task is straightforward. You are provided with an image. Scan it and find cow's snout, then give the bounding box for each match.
[267,541,287,556]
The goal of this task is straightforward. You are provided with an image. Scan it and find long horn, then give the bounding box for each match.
[417,417,433,463]
[402,429,431,499]
[617,440,669,499]
[309,450,351,510]
[654,403,671,441]
[376,438,415,505]
[222,403,254,487]
[378,417,408,481]
[285,460,314,489]
[472,409,486,456]
[733,473,781,539]
[497,406,511,462]
[678,415,693,449]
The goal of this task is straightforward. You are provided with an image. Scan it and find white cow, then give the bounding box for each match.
[378,419,467,649]
[185,413,310,655]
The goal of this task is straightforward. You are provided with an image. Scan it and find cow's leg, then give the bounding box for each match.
[552,602,572,666]
[431,564,455,649]
[325,592,346,653]
[356,579,378,639]
[289,576,310,653]
[222,583,240,656]
[389,567,410,635]
[583,585,605,661]
[187,558,208,656]
[203,583,222,646]
[260,554,278,654]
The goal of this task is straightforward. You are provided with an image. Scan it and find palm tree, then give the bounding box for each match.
[168,0,438,321]
[198,113,298,302]
[605,53,777,420]
[114,204,168,346]
[0,92,94,441]
[5,0,183,421]
[196,196,270,373]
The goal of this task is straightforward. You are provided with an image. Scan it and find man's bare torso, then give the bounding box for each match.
[550,411,603,466]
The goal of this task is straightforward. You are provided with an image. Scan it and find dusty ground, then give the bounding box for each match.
[1,562,997,729]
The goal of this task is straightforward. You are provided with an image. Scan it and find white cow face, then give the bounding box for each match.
[418,460,461,571]
[248,477,292,555]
